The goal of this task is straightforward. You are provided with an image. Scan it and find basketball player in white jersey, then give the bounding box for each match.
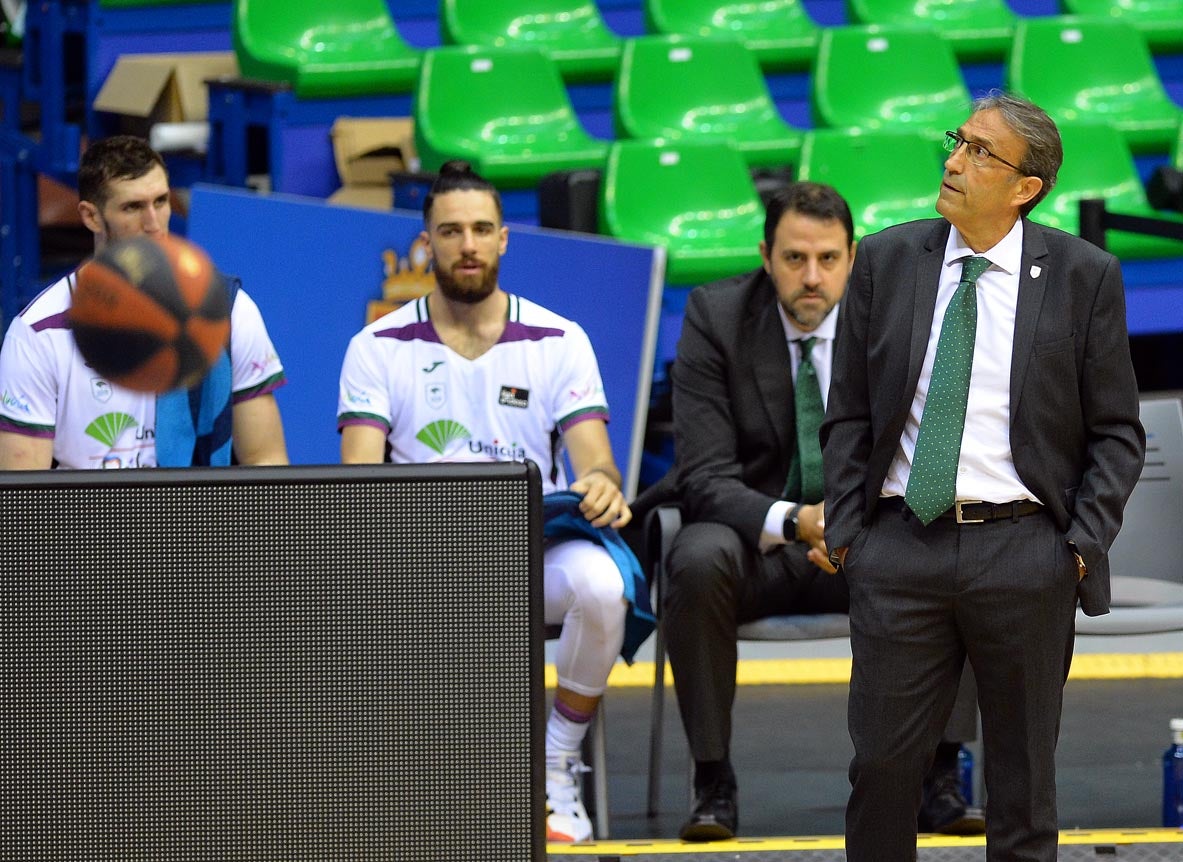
[0,135,287,469]
[338,160,630,843]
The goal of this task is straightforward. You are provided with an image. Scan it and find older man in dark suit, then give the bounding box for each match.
[823,92,1146,861]
[658,182,981,842]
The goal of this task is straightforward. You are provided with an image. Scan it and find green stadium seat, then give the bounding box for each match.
[1007,16,1183,155]
[1061,0,1183,54]
[439,0,623,83]
[1031,122,1183,260]
[232,0,421,98]
[796,127,946,239]
[413,46,608,188]
[812,25,971,135]
[643,0,820,72]
[614,35,803,171]
[845,0,1017,62]
[600,140,764,285]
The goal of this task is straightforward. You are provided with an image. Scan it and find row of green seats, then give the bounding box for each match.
[849,0,1183,60]
[220,0,1183,278]
[229,0,1183,99]
[601,130,950,285]
[603,123,1183,288]
[94,0,1183,62]
[411,21,1182,183]
[229,1,1183,163]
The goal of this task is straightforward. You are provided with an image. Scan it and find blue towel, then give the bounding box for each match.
[155,275,239,467]
[543,490,656,664]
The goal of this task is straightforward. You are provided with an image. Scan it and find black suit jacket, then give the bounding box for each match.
[821,218,1146,615]
[669,268,812,549]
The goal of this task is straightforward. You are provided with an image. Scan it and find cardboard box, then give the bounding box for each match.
[327,117,418,210]
[93,52,238,137]
[327,185,396,211]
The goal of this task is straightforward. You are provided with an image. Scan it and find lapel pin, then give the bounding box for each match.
[1030,265,1043,279]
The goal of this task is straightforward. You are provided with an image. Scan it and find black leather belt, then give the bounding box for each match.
[938,499,1044,524]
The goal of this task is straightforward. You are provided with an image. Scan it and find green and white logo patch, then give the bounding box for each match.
[85,412,138,446]
[415,419,471,455]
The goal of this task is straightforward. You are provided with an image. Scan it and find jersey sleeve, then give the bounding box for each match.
[551,322,610,434]
[228,289,286,402]
[337,330,393,434]
[0,316,59,436]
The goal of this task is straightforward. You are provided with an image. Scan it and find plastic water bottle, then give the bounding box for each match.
[958,745,975,806]
[1163,717,1183,828]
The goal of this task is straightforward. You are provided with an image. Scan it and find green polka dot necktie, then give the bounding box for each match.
[905,256,991,525]
[784,337,825,505]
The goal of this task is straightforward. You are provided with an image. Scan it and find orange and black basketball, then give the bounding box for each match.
[69,234,231,393]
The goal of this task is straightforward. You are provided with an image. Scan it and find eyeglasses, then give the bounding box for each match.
[943,131,1023,173]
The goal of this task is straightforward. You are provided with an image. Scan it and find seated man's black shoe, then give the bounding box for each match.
[918,760,986,836]
[679,781,738,842]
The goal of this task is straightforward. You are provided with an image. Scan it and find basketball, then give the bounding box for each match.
[69,234,231,393]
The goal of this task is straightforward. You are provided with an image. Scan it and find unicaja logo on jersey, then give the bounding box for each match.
[85,412,138,446]
[467,438,527,460]
[416,419,471,454]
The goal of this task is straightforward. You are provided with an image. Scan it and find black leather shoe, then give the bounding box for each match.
[918,764,986,835]
[679,781,738,842]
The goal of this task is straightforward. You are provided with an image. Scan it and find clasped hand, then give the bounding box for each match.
[569,471,632,529]
[796,502,838,574]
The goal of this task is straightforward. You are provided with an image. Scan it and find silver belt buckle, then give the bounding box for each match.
[954,500,986,524]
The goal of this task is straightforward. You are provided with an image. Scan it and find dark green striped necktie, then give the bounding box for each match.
[784,337,825,505]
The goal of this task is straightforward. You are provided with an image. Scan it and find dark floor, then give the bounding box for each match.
[597,678,1181,841]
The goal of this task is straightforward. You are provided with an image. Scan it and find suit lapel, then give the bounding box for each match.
[748,280,794,457]
[1010,220,1050,421]
[905,222,951,397]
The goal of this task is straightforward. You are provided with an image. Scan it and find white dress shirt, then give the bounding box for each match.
[882,220,1040,505]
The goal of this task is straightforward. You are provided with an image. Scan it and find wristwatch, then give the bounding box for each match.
[783,504,803,542]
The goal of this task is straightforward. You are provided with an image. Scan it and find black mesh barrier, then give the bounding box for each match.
[0,462,544,862]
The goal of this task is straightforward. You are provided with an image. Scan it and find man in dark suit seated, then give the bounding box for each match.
[652,182,983,841]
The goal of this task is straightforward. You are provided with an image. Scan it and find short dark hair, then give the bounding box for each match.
[77,136,168,207]
[763,181,855,249]
[422,160,503,223]
[972,90,1062,217]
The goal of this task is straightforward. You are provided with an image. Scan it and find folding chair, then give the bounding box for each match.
[641,504,850,815]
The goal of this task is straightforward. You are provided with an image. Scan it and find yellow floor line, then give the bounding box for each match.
[543,653,1183,689]
[547,828,1183,855]
[1068,652,1183,679]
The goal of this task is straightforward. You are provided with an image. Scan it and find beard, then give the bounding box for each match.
[434,257,499,305]
[784,290,834,331]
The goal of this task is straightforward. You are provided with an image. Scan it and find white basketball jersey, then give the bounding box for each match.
[338,294,609,494]
[0,271,285,469]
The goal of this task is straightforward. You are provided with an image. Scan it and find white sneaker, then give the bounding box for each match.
[545,750,593,842]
